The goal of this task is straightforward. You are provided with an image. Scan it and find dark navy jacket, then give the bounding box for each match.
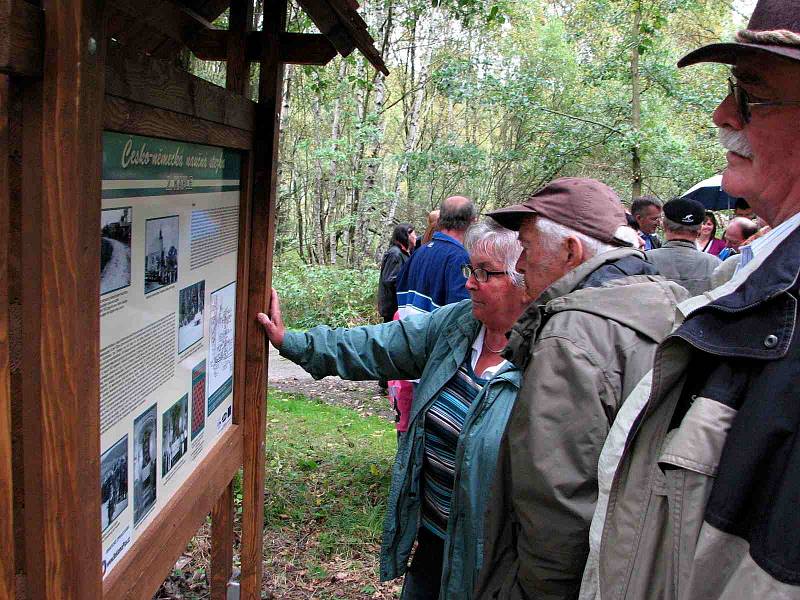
[674,224,800,585]
[396,232,469,317]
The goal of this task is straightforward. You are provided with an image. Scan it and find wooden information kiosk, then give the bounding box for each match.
[0,0,387,598]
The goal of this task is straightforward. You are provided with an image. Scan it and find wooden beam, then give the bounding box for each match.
[280,32,338,65]
[8,67,25,599]
[239,0,286,596]
[293,0,356,56]
[0,0,44,77]
[210,481,235,599]
[0,72,15,600]
[190,30,337,66]
[225,0,252,96]
[19,0,107,597]
[108,0,216,52]
[103,426,244,599]
[103,95,253,150]
[208,2,254,597]
[105,45,257,131]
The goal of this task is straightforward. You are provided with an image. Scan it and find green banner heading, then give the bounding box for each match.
[103,132,242,181]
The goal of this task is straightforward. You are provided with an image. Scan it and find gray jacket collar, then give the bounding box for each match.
[661,239,698,250]
[504,248,646,367]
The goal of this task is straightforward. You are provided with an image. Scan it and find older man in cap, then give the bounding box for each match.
[582,2,800,599]
[473,178,687,600]
[646,197,721,296]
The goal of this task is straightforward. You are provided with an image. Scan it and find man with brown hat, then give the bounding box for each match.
[582,2,800,599]
[473,178,687,600]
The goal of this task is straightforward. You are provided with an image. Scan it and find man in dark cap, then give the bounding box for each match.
[734,197,757,220]
[473,178,687,600]
[646,197,721,296]
[584,2,800,598]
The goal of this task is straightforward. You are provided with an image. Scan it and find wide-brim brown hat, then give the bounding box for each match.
[488,177,630,246]
[679,0,800,67]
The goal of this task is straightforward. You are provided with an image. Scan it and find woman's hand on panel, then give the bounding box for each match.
[257,287,285,348]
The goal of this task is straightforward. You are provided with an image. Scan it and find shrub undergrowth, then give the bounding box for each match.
[273,263,381,329]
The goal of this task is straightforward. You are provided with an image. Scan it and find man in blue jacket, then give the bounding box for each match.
[396,195,477,318]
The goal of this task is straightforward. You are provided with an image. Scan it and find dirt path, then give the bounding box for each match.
[268,343,396,422]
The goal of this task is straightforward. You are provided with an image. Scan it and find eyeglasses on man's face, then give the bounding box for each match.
[461,263,506,283]
[727,77,800,124]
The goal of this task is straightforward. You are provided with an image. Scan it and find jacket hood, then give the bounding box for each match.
[545,277,688,342]
[504,249,687,366]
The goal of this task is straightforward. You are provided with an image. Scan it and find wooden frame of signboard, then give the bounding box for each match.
[0,0,387,598]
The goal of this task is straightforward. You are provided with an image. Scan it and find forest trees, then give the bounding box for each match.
[192,0,745,267]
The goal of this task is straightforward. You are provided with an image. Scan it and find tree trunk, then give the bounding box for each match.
[355,71,386,265]
[353,0,392,266]
[328,60,346,265]
[311,95,327,264]
[381,7,435,235]
[630,0,643,199]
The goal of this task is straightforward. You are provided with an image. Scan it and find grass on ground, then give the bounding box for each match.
[260,390,401,598]
[156,389,401,599]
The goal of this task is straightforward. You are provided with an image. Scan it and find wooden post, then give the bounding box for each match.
[0,72,15,600]
[18,0,106,597]
[209,1,254,598]
[226,0,253,99]
[239,0,285,596]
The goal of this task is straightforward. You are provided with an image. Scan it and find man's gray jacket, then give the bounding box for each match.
[646,239,721,296]
[583,224,800,600]
[473,248,688,600]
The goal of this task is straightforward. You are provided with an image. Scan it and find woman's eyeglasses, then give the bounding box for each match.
[461,264,506,283]
[727,77,800,124]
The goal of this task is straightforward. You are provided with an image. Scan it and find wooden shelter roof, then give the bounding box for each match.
[105,0,388,75]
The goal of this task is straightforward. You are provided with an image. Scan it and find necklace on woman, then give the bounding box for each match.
[484,338,506,353]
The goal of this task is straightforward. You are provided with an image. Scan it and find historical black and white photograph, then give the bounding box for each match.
[162,394,188,477]
[178,280,205,353]
[144,215,179,294]
[133,404,157,525]
[101,207,132,295]
[100,435,128,532]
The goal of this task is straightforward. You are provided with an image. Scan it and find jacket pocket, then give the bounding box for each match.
[656,396,738,600]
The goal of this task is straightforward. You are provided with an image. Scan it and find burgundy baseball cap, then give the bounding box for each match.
[487,177,630,246]
[678,0,800,67]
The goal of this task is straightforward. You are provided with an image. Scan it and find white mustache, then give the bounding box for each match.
[718,127,754,159]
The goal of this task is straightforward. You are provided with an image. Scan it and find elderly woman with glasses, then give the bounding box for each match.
[258,219,531,600]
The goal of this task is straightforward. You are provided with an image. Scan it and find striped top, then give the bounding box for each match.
[421,359,488,539]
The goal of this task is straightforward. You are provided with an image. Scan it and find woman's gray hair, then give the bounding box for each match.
[464,218,525,287]
[533,217,616,259]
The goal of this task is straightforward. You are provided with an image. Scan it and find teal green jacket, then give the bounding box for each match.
[280,300,521,600]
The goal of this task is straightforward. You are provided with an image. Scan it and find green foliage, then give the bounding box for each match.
[264,391,396,558]
[273,263,381,329]
[191,1,751,265]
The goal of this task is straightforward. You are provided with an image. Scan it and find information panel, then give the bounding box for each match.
[99,132,241,577]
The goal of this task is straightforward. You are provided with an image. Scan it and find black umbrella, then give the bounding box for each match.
[681,175,743,211]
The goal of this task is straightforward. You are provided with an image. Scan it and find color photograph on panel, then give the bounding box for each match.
[191,360,206,439]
